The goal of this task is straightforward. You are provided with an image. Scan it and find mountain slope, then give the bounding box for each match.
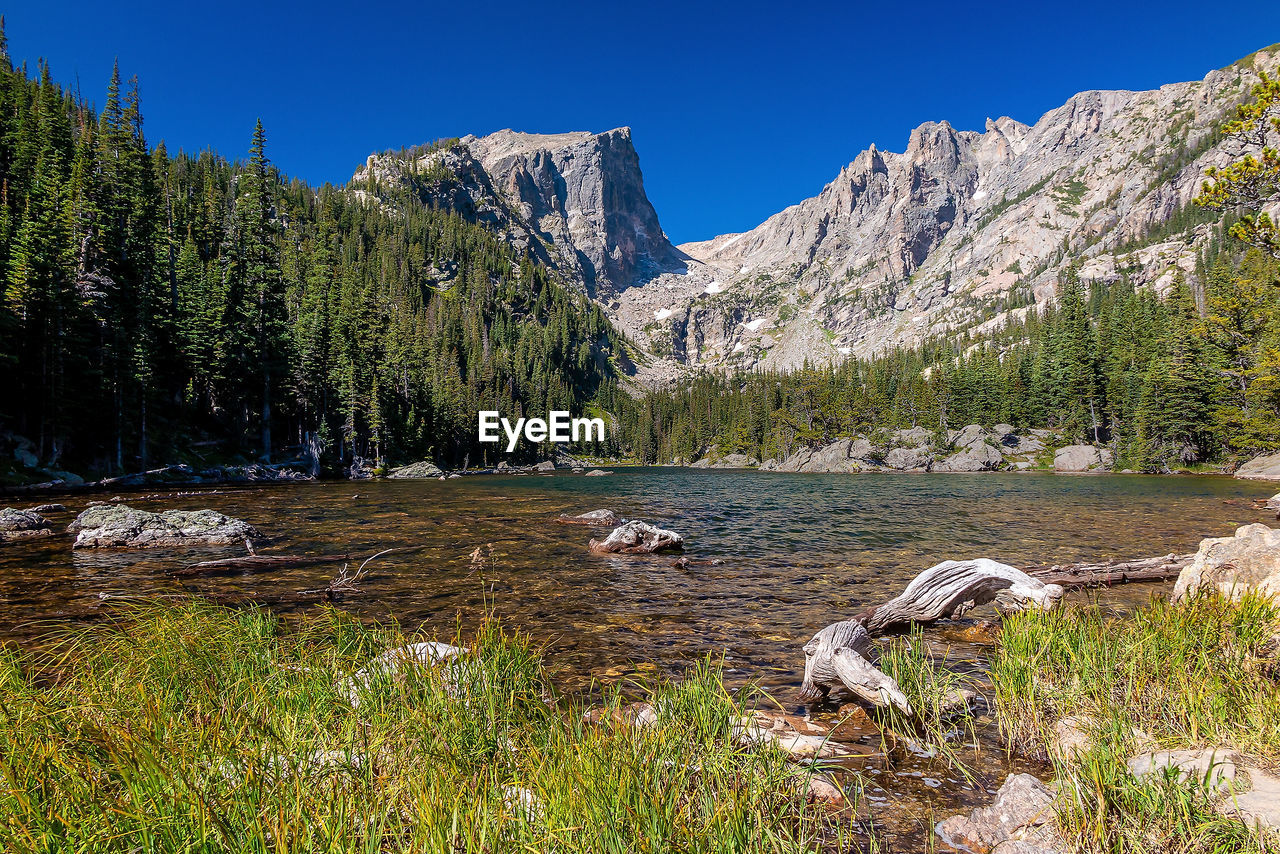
[356,46,1279,384]
[623,45,1280,373]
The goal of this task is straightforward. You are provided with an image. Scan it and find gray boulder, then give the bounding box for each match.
[0,508,56,543]
[1173,523,1280,603]
[557,509,620,526]
[584,469,612,476]
[1235,451,1280,481]
[935,442,1004,472]
[388,460,444,479]
[884,446,932,471]
[936,773,1061,854]
[535,460,557,472]
[1126,749,1237,795]
[949,424,990,450]
[68,504,260,549]
[774,438,874,473]
[1053,445,1112,472]
[891,426,933,447]
[691,453,758,469]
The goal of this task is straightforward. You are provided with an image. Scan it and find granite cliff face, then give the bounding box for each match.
[352,128,685,299]
[353,46,1279,383]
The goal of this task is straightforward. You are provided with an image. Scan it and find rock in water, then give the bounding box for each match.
[936,773,1060,854]
[387,460,444,479]
[68,504,260,549]
[1235,451,1280,481]
[0,508,56,543]
[535,460,556,472]
[584,469,612,476]
[556,509,620,526]
[1053,445,1112,472]
[1172,523,1280,602]
[589,520,683,554]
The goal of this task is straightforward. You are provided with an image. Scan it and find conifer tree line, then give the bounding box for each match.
[616,245,1280,471]
[0,30,623,476]
[4,25,1279,479]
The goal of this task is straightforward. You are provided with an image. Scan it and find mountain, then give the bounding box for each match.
[357,47,1280,383]
[353,128,686,301]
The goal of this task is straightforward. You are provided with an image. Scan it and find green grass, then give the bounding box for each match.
[876,628,979,781]
[990,593,1280,854]
[0,602,864,853]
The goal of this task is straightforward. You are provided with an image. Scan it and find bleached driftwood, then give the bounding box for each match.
[797,619,911,712]
[831,648,913,715]
[588,520,684,554]
[855,558,1065,634]
[801,559,1063,711]
[1028,553,1191,588]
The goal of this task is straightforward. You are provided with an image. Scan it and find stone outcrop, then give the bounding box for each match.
[1126,749,1237,795]
[690,453,759,468]
[387,461,444,479]
[68,504,261,549]
[751,424,1057,474]
[1235,451,1280,481]
[1172,523,1280,602]
[936,773,1065,854]
[588,520,684,554]
[0,508,56,543]
[1053,444,1112,472]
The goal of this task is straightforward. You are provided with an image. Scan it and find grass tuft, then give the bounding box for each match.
[990,592,1280,854]
[0,600,867,853]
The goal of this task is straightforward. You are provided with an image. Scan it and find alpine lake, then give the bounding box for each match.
[2,469,1275,849]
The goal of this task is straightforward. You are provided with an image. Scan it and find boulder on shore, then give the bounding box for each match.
[1172,523,1280,603]
[0,508,56,543]
[1053,444,1112,472]
[1235,451,1280,481]
[935,441,1004,472]
[690,453,759,469]
[387,460,444,479]
[556,509,620,526]
[68,504,260,549]
[589,520,684,554]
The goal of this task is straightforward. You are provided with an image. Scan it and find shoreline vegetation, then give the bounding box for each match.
[6,421,1280,497]
[0,603,863,853]
[2,586,1278,853]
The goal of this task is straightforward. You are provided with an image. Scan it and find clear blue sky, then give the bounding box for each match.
[8,2,1280,243]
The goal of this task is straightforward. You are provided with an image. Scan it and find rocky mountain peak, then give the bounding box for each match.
[353,126,683,299]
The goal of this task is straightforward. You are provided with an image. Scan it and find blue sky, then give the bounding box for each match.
[9,2,1280,243]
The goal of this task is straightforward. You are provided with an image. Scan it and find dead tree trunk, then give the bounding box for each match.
[800,552,1189,713]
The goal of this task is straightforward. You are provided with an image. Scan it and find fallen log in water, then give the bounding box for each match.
[171,554,351,576]
[1027,553,1192,588]
[173,544,427,577]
